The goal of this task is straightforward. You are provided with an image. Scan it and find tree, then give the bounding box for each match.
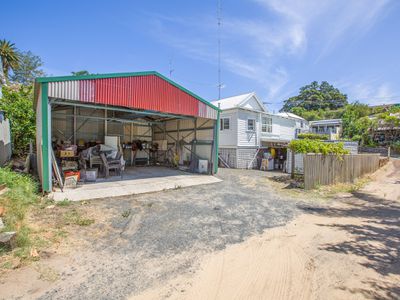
[71,70,90,76]
[0,85,36,156]
[0,39,20,83]
[10,51,45,85]
[281,81,348,113]
[342,102,375,145]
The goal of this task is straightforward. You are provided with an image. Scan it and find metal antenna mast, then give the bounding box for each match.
[217,0,222,99]
[169,57,174,78]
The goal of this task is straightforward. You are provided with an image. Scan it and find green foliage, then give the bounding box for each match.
[297,133,328,140]
[63,209,94,226]
[10,51,45,85]
[289,139,349,156]
[281,81,348,113]
[291,107,344,121]
[0,168,38,234]
[0,85,36,156]
[0,39,20,82]
[71,70,90,76]
[342,102,376,146]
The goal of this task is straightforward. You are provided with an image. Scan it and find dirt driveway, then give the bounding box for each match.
[1,161,399,300]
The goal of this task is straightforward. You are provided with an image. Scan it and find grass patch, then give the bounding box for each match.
[56,199,71,207]
[0,168,39,233]
[0,168,39,262]
[63,209,95,226]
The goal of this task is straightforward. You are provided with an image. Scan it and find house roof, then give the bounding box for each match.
[211,92,266,112]
[309,119,342,125]
[276,112,306,121]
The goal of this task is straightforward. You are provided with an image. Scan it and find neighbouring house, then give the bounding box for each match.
[276,112,309,136]
[212,92,300,170]
[371,112,400,146]
[34,71,220,196]
[309,119,342,140]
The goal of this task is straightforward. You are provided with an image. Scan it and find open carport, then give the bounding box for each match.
[34,71,221,196]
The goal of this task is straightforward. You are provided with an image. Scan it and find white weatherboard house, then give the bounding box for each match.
[212,92,307,169]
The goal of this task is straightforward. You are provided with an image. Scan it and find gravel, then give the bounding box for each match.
[39,168,301,300]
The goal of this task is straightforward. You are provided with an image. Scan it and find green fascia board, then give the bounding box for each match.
[35,71,221,112]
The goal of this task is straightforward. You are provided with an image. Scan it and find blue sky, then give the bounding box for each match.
[3,0,400,111]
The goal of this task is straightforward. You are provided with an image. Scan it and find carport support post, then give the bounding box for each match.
[41,82,51,192]
[214,109,220,174]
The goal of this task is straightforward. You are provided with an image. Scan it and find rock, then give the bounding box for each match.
[45,205,55,209]
[0,231,17,250]
[0,217,4,230]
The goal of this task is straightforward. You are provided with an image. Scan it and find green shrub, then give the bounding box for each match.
[297,133,329,140]
[0,86,36,157]
[289,139,349,156]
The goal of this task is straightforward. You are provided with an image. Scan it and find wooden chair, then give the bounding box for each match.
[100,152,123,178]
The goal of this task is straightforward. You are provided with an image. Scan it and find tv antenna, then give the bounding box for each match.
[217,0,223,99]
[169,57,174,78]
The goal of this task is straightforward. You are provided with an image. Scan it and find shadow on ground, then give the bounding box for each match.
[300,191,400,300]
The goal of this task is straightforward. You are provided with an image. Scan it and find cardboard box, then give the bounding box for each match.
[59,150,75,157]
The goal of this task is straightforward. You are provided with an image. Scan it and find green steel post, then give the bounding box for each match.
[214,110,220,174]
[41,82,50,192]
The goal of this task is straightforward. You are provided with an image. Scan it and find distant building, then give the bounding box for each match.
[309,119,342,140]
[212,92,302,170]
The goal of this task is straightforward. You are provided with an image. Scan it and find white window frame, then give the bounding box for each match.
[247,118,256,131]
[261,117,272,133]
[220,117,230,131]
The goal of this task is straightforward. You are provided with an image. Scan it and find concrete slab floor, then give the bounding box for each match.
[50,166,222,201]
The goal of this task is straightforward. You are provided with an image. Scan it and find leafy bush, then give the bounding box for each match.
[0,85,36,157]
[297,133,328,140]
[289,139,349,155]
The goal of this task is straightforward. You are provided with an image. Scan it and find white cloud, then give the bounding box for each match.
[145,0,392,103]
[337,80,398,105]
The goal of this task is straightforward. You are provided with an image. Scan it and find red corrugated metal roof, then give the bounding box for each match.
[39,71,219,119]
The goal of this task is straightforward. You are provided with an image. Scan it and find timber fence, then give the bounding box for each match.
[303,154,380,190]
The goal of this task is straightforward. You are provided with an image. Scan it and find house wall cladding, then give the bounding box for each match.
[0,118,12,166]
[219,148,237,168]
[237,148,258,169]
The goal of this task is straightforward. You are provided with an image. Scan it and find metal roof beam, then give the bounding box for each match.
[49,99,195,120]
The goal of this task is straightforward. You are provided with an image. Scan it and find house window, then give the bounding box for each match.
[261,117,272,133]
[247,119,255,131]
[220,118,230,130]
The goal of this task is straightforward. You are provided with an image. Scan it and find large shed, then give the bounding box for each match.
[35,71,220,193]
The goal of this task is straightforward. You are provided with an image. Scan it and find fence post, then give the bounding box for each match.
[388,146,391,158]
[291,150,295,179]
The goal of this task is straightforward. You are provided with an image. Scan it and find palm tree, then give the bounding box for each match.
[0,39,20,83]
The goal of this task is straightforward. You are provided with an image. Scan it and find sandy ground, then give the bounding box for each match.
[0,161,399,300]
[131,160,400,300]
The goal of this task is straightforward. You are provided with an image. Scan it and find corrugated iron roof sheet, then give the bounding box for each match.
[38,71,219,119]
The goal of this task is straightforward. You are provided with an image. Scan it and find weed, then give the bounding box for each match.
[56,199,71,207]
[122,209,131,218]
[15,226,31,248]
[1,261,13,269]
[63,209,94,226]
[75,218,95,226]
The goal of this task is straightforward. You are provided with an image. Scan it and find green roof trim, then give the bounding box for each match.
[35,71,221,112]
